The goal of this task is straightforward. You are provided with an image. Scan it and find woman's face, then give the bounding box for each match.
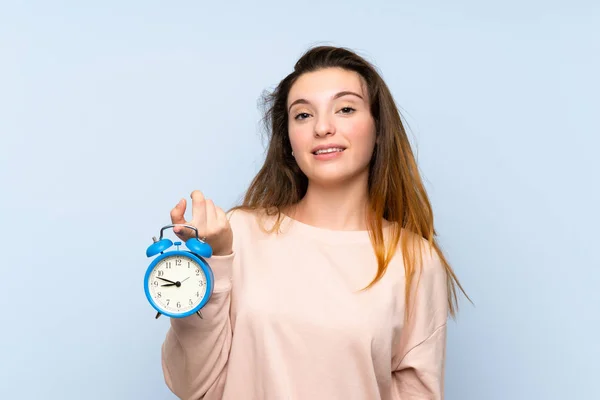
[287,67,377,188]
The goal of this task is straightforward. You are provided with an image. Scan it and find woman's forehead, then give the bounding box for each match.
[288,68,367,103]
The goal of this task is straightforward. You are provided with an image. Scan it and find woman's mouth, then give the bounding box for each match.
[312,147,346,160]
[313,147,345,155]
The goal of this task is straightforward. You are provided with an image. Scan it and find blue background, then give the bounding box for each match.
[1,1,598,399]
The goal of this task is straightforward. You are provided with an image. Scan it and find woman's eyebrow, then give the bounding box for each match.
[333,90,364,100]
[288,90,364,112]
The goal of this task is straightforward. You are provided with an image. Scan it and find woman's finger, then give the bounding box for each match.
[170,199,186,223]
[191,190,207,236]
[215,206,228,226]
[171,198,187,236]
[204,199,218,237]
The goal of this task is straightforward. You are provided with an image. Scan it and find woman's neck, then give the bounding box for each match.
[289,176,371,231]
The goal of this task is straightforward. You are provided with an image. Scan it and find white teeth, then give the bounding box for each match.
[314,147,344,155]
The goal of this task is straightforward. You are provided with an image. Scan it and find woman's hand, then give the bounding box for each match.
[170,190,233,256]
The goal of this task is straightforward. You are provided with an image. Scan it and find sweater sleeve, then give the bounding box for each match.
[161,252,234,400]
[391,245,449,400]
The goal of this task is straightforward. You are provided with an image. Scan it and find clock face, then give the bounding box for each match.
[147,254,208,315]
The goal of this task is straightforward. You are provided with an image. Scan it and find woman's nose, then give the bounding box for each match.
[314,116,336,138]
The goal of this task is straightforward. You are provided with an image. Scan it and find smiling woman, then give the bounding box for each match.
[160,45,469,400]
[287,68,377,189]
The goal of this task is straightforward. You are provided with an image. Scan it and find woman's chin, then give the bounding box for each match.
[305,170,368,188]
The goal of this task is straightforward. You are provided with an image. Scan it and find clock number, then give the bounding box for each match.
[176,259,182,266]
[188,261,191,268]
[189,299,193,306]
[196,291,200,297]
[157,270,164,277]
[176,301,181,309]
[153,281,158,286]
[157,292,161,298]
[166,261,172,269]
[166,299,170,306]
[195,268,200,276]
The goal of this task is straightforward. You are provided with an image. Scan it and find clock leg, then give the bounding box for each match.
[155,312,162,319]
[197,311,203,319]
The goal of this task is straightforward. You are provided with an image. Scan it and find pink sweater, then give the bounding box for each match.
[161,210,449,400]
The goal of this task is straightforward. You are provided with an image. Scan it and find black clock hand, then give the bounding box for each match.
[161,276,190,287]
[158,277,189,288]
[157,277,177,285]
[161,277,190,287]
[157,276,190,287]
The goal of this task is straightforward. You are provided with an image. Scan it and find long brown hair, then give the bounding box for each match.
[231,45,469,318]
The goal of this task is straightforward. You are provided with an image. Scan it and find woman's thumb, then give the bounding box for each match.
[171,198,187,233]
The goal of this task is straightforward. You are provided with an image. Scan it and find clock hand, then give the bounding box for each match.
[158,276,186,288]
[161,277,190,287]
[157,277,177,285]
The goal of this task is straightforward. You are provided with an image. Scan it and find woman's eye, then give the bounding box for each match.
[294,112,310,120]
[339,107,356,114]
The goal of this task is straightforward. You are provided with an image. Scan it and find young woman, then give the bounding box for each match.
[161,45,467,400]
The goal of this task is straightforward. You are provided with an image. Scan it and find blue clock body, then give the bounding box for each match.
[144,227,214,319]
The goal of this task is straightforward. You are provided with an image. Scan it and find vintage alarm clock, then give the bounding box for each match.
[144,224,214,319]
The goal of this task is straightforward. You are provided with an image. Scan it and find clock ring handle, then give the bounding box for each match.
[158,224,204,242]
